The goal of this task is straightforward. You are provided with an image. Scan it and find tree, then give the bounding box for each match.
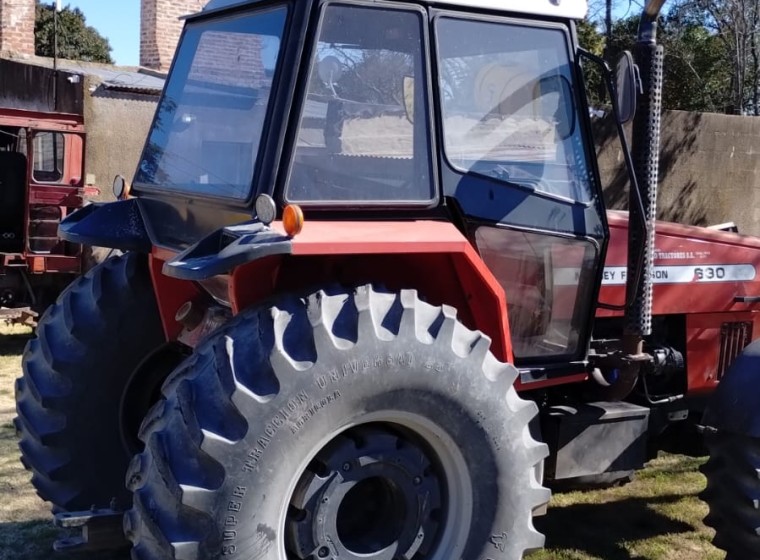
[35,2,113,64]
[580,7,733,114]
[577,18,606,107]
[671,0,760,114]
[605,13,730,112]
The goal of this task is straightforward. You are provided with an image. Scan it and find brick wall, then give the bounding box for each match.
[140,0,205,71]
[190,32,265,88]
[0,0,35,58]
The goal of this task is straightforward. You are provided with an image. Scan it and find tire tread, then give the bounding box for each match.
[702,433,760,560]
[15,252,163,511]
[127,286,550,559]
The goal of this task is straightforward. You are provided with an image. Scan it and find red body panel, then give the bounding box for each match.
[0,108,83,132]
[599,211,760,395]
[273,220,515,363]
[148,255,205,341]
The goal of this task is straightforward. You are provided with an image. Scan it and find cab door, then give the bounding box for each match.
[26,129,86,264]
[433,13,607,365]
[0,127,27,254]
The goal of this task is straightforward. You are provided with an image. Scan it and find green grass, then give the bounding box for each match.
[0,325,128,560]
[0,325,724,559]
[529,454,723,559]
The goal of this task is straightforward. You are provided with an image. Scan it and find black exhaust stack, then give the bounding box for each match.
[597,0,666,400]
[625,0,665,351]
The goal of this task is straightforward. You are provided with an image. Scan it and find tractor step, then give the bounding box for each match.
[53,508,128,553]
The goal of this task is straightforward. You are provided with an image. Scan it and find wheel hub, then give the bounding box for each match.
[286,425,444,560]
[119,344,185,455]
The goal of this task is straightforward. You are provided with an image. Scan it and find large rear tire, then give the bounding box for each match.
[125,286,549,560]
[702,432,760,560]
[15,252,169,511]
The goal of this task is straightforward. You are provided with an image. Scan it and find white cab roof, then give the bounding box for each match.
[203,0,588,19]
[427,0,587,19]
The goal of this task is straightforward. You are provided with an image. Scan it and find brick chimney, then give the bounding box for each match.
[140,0,205,72]
[0,0,35,58]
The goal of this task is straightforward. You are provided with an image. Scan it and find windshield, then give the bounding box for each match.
[437,17,593,202]
[135,7,287,200]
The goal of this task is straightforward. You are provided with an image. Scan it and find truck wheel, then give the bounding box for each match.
[15,252,171,512]
[125,286,550,560]
[702,433,760,559]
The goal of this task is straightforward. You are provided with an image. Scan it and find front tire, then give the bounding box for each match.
[15,252,167,511]
[702,432,760,560]
[126,286,549,560]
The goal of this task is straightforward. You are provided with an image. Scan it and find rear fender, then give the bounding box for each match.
[153,220,514,363]
[58,199,152,252]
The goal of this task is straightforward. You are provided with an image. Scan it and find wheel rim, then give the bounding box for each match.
[284,416,472,560]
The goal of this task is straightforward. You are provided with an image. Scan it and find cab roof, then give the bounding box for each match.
[202,0,588,20]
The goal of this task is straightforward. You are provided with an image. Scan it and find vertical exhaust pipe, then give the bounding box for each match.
[625,0,666,351]
[595,0,666,401]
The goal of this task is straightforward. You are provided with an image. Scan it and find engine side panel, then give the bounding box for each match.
[599,211,760,317]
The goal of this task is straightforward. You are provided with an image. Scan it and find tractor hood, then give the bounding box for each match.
[599,210,760,318]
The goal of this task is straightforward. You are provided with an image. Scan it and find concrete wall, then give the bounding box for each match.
[83,76,159,201]
[596,110,760,236]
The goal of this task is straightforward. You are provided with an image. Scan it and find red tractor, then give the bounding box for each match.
[14,0,760,558]
[0,108,92,324]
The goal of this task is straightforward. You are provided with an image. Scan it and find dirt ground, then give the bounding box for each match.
[0,325,724,560]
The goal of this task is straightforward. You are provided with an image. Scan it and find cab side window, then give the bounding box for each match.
[286,3,434,204]
[32,132,64,183]
[437,17,592,202]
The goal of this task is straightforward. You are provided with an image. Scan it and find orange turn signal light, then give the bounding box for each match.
[283,204,304,237]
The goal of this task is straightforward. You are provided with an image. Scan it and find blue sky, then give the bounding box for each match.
[66,1,140,65]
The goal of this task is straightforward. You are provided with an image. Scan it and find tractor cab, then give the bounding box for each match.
[119,0,629,368]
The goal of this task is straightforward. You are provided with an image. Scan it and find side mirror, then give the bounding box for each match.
[615,51,639,124]
[112,175,131,200]
[318,55,344,93]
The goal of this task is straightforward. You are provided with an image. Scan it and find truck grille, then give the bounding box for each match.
[717,321,753,379]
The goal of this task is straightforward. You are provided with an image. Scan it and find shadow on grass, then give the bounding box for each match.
[0,519,130,560]
[535,493,698,559]
[0,330,31,357]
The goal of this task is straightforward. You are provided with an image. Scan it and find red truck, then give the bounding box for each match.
[0,107,94,323]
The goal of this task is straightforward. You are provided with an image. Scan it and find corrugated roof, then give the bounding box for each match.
[3,55,166,95]
[100,71,166,95]
[55,62,166,94]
